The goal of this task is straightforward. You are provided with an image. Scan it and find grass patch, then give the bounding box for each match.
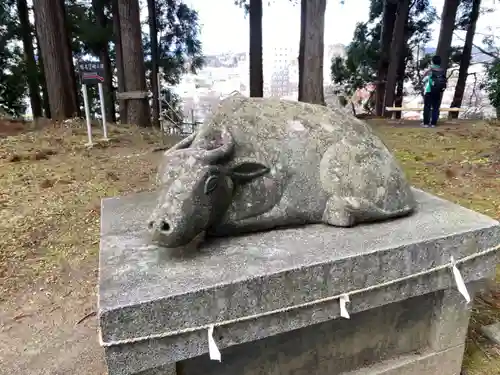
[370,120,500,374]
[0,120,179,299]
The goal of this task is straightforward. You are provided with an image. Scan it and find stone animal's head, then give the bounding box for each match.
[148,128,270,249]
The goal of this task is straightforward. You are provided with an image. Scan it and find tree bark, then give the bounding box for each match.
[33,0,78,120]
[100,50,115,122]
[147,0,160,127]
[38,54,51,118]
[383,0,411,115]
[17,0,42,118]
[118,0,150,126]
[112,0,127,123]
[394,50,408,120]
[394,81,404,119]
[375,0,398,116]
[92,0,116,123]
[298,0,327,105]
[249,0,263,97]
[436,0,461,71]
[449,0,481,119]
[435,0,460,109]
[33,25,51,118]
[56,0,80,117]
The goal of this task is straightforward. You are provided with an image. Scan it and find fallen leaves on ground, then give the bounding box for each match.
[0,120,179,300]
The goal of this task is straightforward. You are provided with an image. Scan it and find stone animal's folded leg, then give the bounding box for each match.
[322,195,356,227]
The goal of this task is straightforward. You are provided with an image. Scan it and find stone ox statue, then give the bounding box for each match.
[148,96,416,250]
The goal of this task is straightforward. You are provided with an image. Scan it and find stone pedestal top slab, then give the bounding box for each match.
[98,189,500,349]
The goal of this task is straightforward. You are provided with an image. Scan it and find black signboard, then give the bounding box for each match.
[78,61,105,84]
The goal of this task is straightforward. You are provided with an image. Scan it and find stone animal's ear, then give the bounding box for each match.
[229,162,270,184]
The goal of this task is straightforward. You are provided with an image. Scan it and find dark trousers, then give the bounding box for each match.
[423,92,440,125]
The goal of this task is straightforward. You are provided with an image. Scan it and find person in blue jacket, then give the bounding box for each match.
[421,55,447,127]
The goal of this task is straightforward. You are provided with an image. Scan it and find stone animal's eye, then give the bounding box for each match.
[204,175,218,194]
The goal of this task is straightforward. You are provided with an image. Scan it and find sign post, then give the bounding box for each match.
[82,83,93,146]
[78,61,109,146]
[97,81,109,139]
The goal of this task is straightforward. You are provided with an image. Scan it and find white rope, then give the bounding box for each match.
[99,242,500,348]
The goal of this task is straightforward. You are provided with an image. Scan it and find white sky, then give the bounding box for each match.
[182,0,500,55]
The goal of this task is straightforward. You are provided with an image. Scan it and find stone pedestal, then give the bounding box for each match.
[98,189,500,375]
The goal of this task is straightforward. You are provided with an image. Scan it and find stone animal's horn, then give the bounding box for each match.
[164,132,197,155]
[201,128,235,164]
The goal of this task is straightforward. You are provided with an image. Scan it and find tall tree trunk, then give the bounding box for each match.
[147,0,160,127]
[435,0,460,108]
[34,26,51,118]
[449,0,481,119]
[56,0,80,117]
[117,0,150,126]
[436,0,461,71]
[394,51,408,120]
[92,0,116,123]
[249,0,263,97]
[33,0,78,120]
[394,80,404,119]
[17,0,42,118]
[298,0,327,105]
[383,0,411,115]
[38,54,51,118]
[375,0,398,116]
[112,0,127,123]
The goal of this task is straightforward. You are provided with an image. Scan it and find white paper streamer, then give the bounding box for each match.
[207,325,221,361]
[450,256,471,303]
[339,294,350,319]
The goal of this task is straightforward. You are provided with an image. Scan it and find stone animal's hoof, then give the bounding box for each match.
[322,196,356,227]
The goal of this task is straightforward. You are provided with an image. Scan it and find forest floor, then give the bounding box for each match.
[0,118,500,374]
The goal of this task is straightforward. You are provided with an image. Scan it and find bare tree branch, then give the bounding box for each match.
[447,67,459,79]
[434,13,499,60]
[473,31,500,38]
[448,31,499,60]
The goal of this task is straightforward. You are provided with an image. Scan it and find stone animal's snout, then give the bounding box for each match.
[148,165,236,249]
[149,129,239,249]
[148,217,173,238]
[148,210,206,251]
[149,160,271,249]
[148,215,191,251]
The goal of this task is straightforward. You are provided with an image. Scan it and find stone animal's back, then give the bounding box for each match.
[191,96,416,232]
[194,96,377,163]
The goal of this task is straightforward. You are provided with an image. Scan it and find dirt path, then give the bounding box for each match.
[0,275,106,375]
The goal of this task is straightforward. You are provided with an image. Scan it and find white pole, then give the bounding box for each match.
[98,82,109,140]
[82,84,93,147]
